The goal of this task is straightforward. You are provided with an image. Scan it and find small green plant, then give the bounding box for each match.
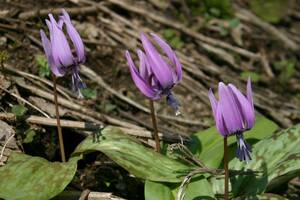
[240,71,260,83]
[80,88,97,99]
[11,104,27,117]
[163,29,183,49]
[35,55,50,77]
[274,59,296,84]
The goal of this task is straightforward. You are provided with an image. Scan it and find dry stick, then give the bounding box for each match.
[52,75,66,162]
[149,100,160,152]
[106,0,260,59]
[224,136,229,200]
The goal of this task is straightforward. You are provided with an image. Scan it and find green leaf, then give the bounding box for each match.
[11,104,27,117]
[80,88,97,99]
[145,181,173,200]
[35,55,50,77]
[23,129,36,143]
[274,59,296,84]
[73,126,192,182]
[212,124,300,198]
[189,115,278,168]
[250,0,290,23]
[182,177,215,200]
[0,152,80,200]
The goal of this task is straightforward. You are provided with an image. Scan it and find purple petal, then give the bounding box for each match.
[60,9,85,63]
[247,77,254,113]
[140,33,174,89]
[218,82,244,134]
[125,51,159,100]
[215,105,229,136]
[49,14,74,68]
[228,84,255,129]
[137,49,151,80]
[40,30,65,77]
[208,88,218,118]
[150,33,182,82]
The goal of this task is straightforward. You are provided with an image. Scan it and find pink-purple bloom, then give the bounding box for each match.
[208,78,255,161]
[40,9,86,97]
[125,33,182,115]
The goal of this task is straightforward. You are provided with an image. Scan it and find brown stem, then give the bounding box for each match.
[52,74,66,162]
[224,136,229,200]
[149,100,160,152]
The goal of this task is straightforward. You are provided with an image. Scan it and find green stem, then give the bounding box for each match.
[52,74,66,162]
[149,100,160,153]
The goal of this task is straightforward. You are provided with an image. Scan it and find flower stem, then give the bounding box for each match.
[149,100,160,153]
[52,74,66,162]
[224,136,229,200]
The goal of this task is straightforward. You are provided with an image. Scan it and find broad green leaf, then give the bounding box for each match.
[0,152,80,200]
[145,181,173,200]
[182,177,215,200]
[145,177,215,200]
[11,104,27,116]
[23,129,36,143]
[73,126,192,182]
[189,116,278,168]
[250,0,290,23]
[241,71,260,83]
[212,124,300,198]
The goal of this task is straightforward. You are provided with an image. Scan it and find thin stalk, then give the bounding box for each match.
[52,74,66,162]
[224,136,229,200]
[149,100,161,152]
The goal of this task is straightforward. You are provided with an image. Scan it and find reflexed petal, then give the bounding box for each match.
[40,30,65,77]
[137,49,150,80]
[218,82,244,133]
[49,14,74,67]
[228,84,255,129]
[215,105,229,136]
[151,33,182,82]
[208,88,218,118]
[61,9,85,63]
[141,33,174,88]
[126,51,159,100]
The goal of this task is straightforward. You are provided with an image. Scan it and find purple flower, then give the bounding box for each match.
[125,33,182,115]
[208,78,255,161]
[40,9,86,97]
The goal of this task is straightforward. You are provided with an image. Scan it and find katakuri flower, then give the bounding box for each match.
[125,33,182,115]
[208,78,255,161]
[40,9,86,97]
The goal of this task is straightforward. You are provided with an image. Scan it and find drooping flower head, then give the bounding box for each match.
[208,78,255,161]
[125,33,182,115]
[40,9,86,97]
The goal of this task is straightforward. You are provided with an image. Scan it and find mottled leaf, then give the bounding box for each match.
[212,124,300,198]
[0,152,80,200]
[73,126,192,182]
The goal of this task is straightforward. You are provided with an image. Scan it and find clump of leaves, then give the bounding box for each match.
[187,0,233,19]
[273,59,296,85]
[163,29,183,49]
[11,104,27,117]
[240,71,260,83]
[80,88,97,99]
[35,55,50,77]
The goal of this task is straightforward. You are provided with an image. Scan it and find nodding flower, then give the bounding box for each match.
[208,78,255,162]
[40,9,86,98]
[125,33,182,115]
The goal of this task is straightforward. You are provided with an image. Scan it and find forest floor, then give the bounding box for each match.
[0,0,300,199]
